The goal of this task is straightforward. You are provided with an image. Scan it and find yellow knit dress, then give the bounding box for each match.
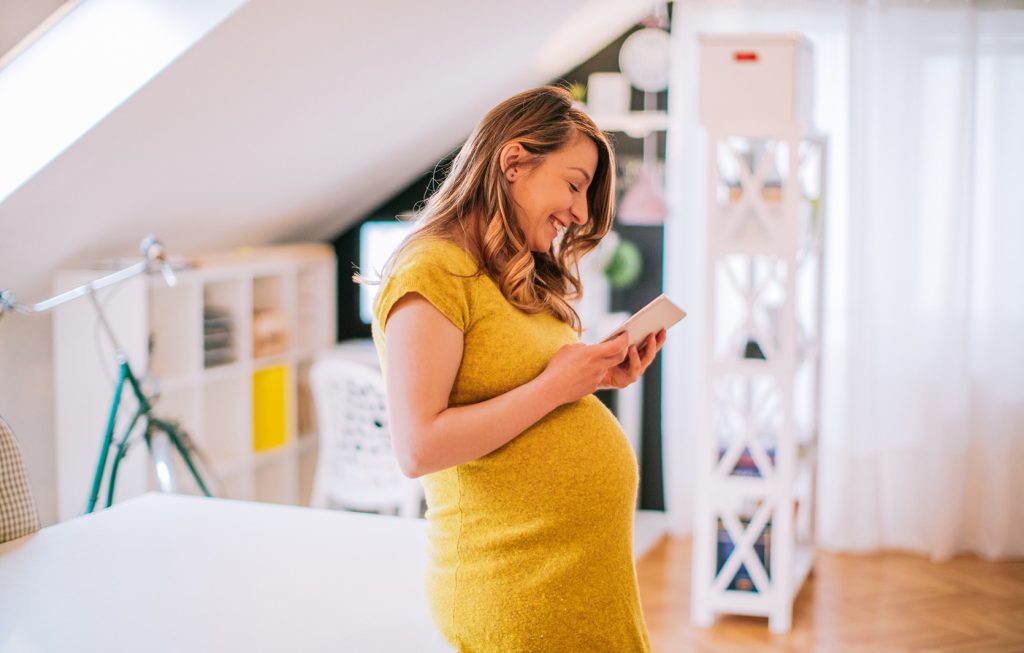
[371,235,652,653]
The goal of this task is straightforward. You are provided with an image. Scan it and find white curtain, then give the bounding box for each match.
[663,0,1024,560]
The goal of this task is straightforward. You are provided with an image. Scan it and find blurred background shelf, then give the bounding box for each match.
[53,244,337,518]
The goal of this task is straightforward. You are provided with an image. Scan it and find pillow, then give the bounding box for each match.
[0,415,41,543]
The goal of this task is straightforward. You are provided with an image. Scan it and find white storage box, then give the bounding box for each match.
[698,33,814,132]
[587,72,632,115]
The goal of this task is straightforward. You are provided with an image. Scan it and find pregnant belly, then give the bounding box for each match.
[420,394,643,644]
[432,394,640,540]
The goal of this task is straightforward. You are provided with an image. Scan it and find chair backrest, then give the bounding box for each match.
[0,415,41,543]
[308,357,422,517]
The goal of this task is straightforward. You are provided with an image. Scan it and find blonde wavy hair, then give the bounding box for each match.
[355,84,616,334]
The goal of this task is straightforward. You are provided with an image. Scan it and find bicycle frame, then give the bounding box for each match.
[2,236,215,513]
[88,358,213,513]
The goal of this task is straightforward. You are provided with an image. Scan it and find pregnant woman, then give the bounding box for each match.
[364,85,666,652]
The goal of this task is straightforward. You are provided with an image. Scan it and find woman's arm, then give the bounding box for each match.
[383,292,563,478]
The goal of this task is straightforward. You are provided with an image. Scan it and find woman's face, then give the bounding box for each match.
[503,134,598,253]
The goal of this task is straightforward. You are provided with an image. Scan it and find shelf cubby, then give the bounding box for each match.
[202,374,251,468]
[252,275,290,360]
[254,458,297,505]
[296,263,334,354]
[203,278,248,370]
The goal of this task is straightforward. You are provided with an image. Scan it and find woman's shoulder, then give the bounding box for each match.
[394,234,480,277]
[374,234,482,335]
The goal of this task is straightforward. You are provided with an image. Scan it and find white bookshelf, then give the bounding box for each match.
[691,33,826,633]
[53,244,336,520]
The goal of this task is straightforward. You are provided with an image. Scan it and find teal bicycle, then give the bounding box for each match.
[0,236,217,513]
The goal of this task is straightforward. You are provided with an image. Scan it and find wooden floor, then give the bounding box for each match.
[636,536,1024,653]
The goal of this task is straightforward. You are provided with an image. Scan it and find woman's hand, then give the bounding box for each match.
[596,329,667,391]
[539,333,630,407]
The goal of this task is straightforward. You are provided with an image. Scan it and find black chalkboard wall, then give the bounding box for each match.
[605,224,667,512]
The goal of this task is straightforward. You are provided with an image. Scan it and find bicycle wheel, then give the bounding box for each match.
[147,420,223,497]
[147,425,178,493]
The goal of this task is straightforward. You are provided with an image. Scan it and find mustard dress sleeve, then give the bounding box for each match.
[372,241,473,334]
[371,236,652,653]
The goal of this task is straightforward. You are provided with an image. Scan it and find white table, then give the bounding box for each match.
[0,493,452,652]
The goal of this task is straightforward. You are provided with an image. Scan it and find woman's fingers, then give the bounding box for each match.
[628,345,641,379]
[602,329,669,389]
[642,333,657,364]
[637,330,666,373]
[600,332,630,363]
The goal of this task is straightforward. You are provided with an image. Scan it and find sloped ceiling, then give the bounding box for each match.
[0,0,653,299]
[0,0,67,58]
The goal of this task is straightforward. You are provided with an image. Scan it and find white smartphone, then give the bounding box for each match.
[599,293,687,349]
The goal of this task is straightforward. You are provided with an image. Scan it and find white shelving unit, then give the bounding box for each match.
[53,243,336,520]
[587,110,667,138]
[690,33,827,633]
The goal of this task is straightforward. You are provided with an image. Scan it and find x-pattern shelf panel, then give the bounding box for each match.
[695,126,827,634]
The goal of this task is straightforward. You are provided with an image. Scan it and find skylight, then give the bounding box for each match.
[0,0,248,205]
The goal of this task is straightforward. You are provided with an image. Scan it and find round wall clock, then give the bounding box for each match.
[618,27,671,93]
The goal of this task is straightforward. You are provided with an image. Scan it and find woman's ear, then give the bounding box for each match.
[499,141,526,181]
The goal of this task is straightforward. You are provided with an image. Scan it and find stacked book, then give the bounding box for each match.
[716,514,772,593]
[203,306,235,368]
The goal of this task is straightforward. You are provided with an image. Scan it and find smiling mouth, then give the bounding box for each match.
[548,216,567,237]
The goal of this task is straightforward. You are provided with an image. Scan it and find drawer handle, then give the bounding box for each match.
[733,51,759,62]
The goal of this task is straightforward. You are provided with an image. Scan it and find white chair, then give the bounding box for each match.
[308,357,423,518]
[0,415,41,543]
